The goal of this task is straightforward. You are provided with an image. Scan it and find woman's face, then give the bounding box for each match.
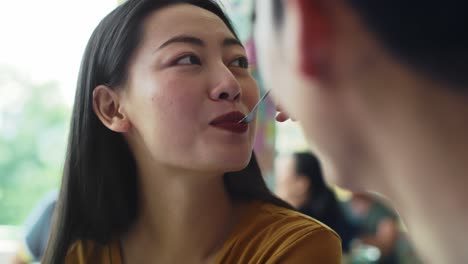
[120,4,259,174]
[275,156,308,208]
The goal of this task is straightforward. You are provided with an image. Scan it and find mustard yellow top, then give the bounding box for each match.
[65,201,342,263]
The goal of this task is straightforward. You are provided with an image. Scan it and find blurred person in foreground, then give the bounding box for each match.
[276,152,357,254]
[42,0,341,263]
[255,0,468,262]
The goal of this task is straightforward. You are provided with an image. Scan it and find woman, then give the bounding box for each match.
[43,0,341,263]
[276,152,357,253]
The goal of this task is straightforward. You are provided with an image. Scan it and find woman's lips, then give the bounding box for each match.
[210,111,248,134]
[211,122,248,133]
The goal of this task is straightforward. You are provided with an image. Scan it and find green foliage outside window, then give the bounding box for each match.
[0,67,69,225]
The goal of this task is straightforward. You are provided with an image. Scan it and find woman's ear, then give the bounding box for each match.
[285,0,331,79]
[93,85,130,133]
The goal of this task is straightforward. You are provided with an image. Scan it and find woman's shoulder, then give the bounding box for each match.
[218,201,342,263]
[65,239,121,264]
[247,200,340,237]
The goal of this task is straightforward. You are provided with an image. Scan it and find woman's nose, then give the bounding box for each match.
[209,67,241,102]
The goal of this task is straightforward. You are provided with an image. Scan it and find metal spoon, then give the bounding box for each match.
[238,90,271,124]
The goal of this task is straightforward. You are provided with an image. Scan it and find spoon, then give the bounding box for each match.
[238,90,271,124]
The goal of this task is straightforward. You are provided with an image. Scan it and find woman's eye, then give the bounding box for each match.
[175,55,201,65]
[230,57,249,69]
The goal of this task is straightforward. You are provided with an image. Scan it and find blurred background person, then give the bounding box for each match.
[344,193,399,263]
[343,193,422,264]
[276,152,357,254]
[11,190,57,264]
[276,152,422,263]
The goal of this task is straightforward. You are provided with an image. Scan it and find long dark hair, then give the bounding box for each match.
[43,1,290,263]
[293,152,344,222]
[293,152,356,252]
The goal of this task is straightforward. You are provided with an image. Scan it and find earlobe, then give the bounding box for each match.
[288,0,331,79]
[92,85,130,133]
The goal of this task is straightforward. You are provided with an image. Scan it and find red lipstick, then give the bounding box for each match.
[210,111,248,134]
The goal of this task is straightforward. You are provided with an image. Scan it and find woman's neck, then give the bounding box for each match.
[122,167,239,263]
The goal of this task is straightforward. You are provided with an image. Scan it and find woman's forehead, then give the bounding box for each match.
[142,4,235,46]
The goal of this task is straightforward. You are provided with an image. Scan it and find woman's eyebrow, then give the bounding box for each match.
[157,35,204,52]
[223,37,244,49]
[155,34,244,53]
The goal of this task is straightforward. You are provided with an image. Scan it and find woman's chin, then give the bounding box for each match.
[196,148,253,173]
[221,158,251,173]
[213,155,252,173]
